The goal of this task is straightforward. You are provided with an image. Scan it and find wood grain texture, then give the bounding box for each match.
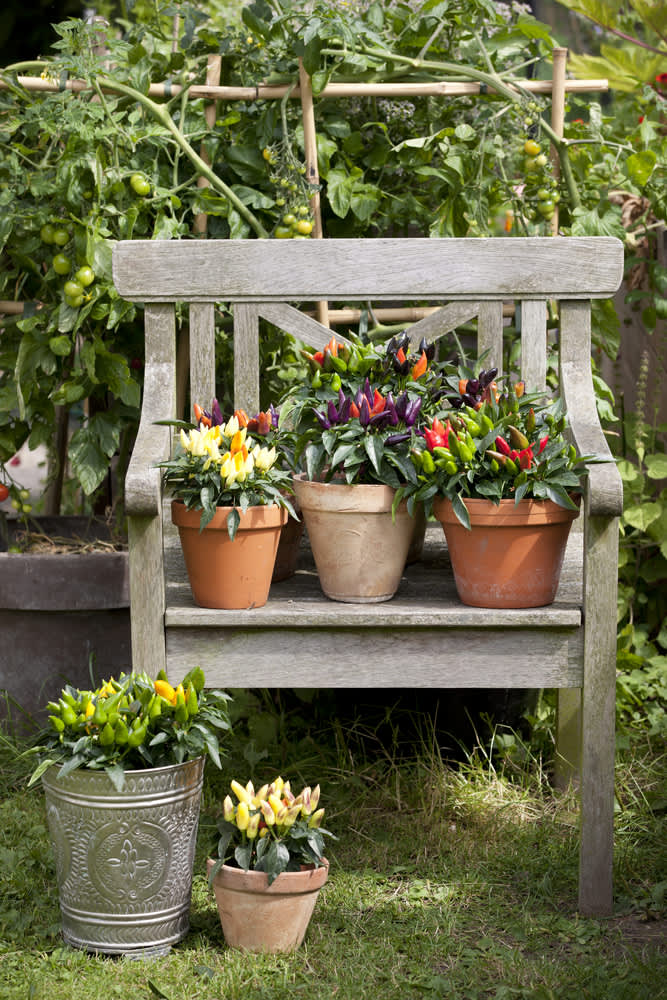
[405,302,483,349]
[554,688,582,789]
[233,304,260,414]
[560,301,623,517]
[128,514,166,677]
[258,302,351,350]
[165,626,583,688]
[477,301,504,373]
[189,303,215,411]
[579,514,619,916]
[520,300,547,392]
[125,304,176,516]
[112,237,624,302]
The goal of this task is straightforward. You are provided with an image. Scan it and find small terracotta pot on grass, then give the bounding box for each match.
[207,859,328,953]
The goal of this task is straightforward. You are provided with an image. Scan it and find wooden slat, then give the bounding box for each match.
[258,302,350,350]
[112,238,624,302]
[166,626,583,688]
[189,302,215,412]
[477,301,504,372]
[128,515,167,678]
[405,302,482,349]
[520,300,548,392]
[233,304,260,414]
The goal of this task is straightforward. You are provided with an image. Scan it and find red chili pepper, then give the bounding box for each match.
[538,434,549,454]
[312,351,324,366]
[396,347,406,363]
[518,446,534,470]
[350,401,360,419]
[495,436,511,456]
[257,411,272,435]
[371,389,385,415]
[424,417,449,451]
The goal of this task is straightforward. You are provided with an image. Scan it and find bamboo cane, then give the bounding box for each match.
[0,77,609,99]
[193,54,222,236]
[550,48,568,235]
[298,58,328,328]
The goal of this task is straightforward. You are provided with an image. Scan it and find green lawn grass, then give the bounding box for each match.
[0,721,664,1000]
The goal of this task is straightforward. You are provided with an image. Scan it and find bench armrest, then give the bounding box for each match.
[125,362,174,517]
[560,360,623,518]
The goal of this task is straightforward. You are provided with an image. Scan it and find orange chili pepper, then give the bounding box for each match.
[458,379,468,395]
[411,350,428,380]
[396,347,406,363]
[233,408,250,428]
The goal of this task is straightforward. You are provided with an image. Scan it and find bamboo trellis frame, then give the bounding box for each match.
[0,51,607,322]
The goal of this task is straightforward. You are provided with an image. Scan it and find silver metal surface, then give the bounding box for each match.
[42,757,205,956]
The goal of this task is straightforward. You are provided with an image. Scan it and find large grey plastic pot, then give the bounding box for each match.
[42,757,205,957]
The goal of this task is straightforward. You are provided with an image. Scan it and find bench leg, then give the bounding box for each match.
[129,514,166,677]
[579,514,618,916]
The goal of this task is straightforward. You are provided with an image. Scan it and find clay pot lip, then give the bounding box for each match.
[171,500,288,531]
[206,857,329,893]
[433,495,581,527]
[292,473,406,514]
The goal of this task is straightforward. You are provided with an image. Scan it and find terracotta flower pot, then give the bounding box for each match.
[292,475,413,603]
[272,497,305,582]
[171,501,287,609]
[207,859,328,953]
[433,496,580,608]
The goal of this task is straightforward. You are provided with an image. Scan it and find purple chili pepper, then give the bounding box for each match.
[359,396,371,428]
[369,411,391,429]
[327,400,340,425]
[404,398,422,426]
[338,396,352,424]
[385,432,411,445]
[211,399,223,426]
[385,393,399,426]
[395,392,409,420]
[269,403,279,427]
[363,378,373,407]
[313,408,331,430]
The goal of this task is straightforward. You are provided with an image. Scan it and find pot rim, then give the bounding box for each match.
[207,857,329,893]
[433,495,581,527]
[292,473,407,514]
[171,500,288,531]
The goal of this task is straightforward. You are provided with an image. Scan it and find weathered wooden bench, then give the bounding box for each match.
[113,236,624,916]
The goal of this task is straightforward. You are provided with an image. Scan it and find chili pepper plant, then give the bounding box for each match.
[210,775,335,886]
[157,401,296,539]
[28,667,232,791]
[280,333,448,498]
[407,366,591,530]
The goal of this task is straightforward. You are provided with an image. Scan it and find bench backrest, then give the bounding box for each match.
[112,236,624,516]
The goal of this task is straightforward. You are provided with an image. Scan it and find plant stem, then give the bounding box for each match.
[97,75,269,237]
[347,42,582,209]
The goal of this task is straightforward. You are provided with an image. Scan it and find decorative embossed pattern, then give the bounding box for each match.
[42,759,204,955]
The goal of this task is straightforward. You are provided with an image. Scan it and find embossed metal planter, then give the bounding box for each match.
[42,758,205,956]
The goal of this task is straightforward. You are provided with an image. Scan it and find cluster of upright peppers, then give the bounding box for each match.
[312,379,422,445]
[47,668,206,752]
[223,776,325,842]
[179,412,278,489]
[413,372,580,503]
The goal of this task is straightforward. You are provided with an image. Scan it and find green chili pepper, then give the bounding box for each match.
[330,355,347,374]
[186,685,199,716]
[127,723,147,748]
[49,715,65,733]
[99,722,115,746]
[330,373,342,392]
[421,451,436,474]
[61,704,78,728]
[114,719,129,744]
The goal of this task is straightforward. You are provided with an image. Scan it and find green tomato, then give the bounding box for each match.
[524,157,540,173]
[130,173,151,196]
[66,293,84,308]
[537,188,551,201]
[274,225,293,239]
[53,253,71,275]
[534,153,548,168]
[282,213,297,226]
[295,219,313,235]
[75,265,95,287]
[19,489,30,500]
[40,223,56,244]
[297,205,310,216]
[537,199,555,218]
[53,228,69,246]
[64,280,84,298]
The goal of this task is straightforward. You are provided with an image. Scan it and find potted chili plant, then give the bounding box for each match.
[28,667,232,956]
[207,775,334,953]
[408,369,590,608]
[158,402,296,609]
